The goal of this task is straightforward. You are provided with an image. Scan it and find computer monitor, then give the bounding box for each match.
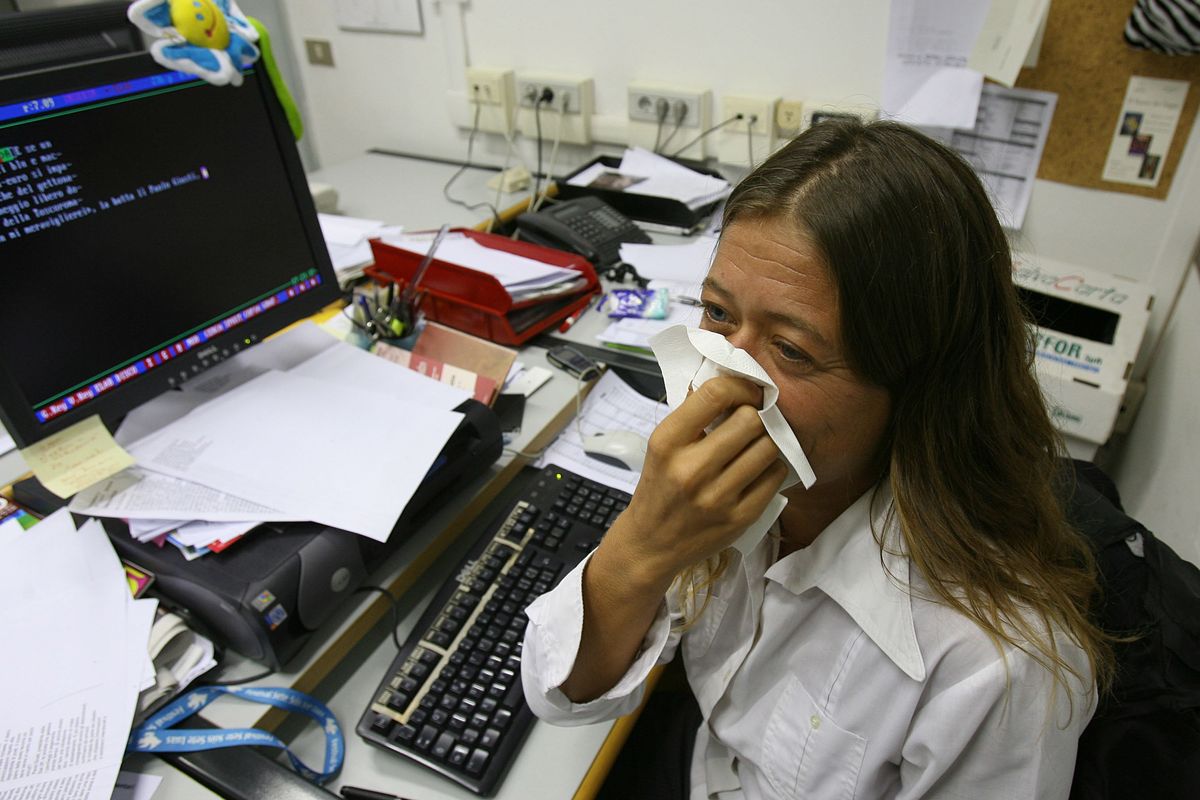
[0,53,339,447]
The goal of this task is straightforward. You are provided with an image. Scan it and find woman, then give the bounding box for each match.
[521,119,1110,799]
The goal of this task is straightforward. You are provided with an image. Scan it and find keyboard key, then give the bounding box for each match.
[415,725,439,751]
[467,747,490,776]
[433,732,457,760]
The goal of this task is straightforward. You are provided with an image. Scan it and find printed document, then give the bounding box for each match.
[924,83,1057,230]
[883,0,991,128]
[0,512,156,800]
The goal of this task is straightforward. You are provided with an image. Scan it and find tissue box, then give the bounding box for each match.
[1012,254,1153,445]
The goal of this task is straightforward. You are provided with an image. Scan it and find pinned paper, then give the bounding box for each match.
[968,0,1051,88]
[20,415,134,498]
[650,325,815,555]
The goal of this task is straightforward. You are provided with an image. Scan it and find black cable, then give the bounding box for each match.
[202,665,277,687]
[355,585,403,651]
[652,98,669,153]
[658,101,687,155]
[532,92,550,209]
[442,99,503,230]
[670,114,745,158]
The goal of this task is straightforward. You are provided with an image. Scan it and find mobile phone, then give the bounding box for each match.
[546,346,599,379]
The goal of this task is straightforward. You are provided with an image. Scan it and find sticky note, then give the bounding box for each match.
[19,415,135,498]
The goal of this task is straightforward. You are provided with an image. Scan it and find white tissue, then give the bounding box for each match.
[649,325,816,554]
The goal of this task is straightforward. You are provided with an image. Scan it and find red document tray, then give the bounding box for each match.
[364,228,600,346]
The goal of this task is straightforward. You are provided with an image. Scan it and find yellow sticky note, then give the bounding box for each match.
[20,415,135,498]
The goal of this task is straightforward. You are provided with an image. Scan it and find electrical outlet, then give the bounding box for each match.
[716,95,779,167]
[514,74,594,145]
[800,100,878,131]
[776,100,804,137]
[465,67,515,135]
[304,38,334,67]
[516,77,586,113]
[627,85,705,127]
[626,84,711,157]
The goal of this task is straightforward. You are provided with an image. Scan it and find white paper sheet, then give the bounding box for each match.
[883,0,991,128]
[114,322,341,447]
[381,234,578,293]
[288,339,470,410]
[0,512,155,800]
[595,304,702,352]
[923,83,1057,230]
[535,370,667,495]
[127,370,464,541]
[110,771,163,800]
[318,212,403,283]
[967,0,1051,87]
[618,236,718,285]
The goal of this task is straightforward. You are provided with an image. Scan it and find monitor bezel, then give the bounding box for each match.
[0,53,340,448]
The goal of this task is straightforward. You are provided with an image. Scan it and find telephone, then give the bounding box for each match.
[515,195,651,268]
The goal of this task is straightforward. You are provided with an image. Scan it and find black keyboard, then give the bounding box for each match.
[357,464,631,795]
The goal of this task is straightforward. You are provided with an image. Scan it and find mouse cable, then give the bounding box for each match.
[443,96,503,232]
[669,114,744,159]
[353,585,403,651]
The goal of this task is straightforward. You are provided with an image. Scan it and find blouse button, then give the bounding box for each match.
[810,714,821,730]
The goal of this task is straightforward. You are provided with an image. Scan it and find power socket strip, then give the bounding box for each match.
[514,74,594,145]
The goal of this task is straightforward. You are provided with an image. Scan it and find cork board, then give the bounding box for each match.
[1014,0,1200,199]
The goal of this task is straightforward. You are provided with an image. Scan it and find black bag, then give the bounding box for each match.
[1066,462,1200,800]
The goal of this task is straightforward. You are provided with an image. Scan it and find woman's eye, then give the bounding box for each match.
[703,303,730,325]
[777,341,812,366]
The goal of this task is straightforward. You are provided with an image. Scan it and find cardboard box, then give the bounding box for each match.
[1012,254,1153,445]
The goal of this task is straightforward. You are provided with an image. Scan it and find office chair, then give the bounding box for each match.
[1064,459,1200,800]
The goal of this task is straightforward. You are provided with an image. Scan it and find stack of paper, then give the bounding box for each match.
[70,323,472,555]
[567,148,731,210]
[382,232,586,301]
[0,510,157,800]
[318,213,404,286]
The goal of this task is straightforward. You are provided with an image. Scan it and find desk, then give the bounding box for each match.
[119,152,654,800]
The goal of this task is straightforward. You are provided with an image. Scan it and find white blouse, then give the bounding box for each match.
[521,487,1096,800]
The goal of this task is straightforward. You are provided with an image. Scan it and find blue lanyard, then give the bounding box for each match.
[127,685,344,784]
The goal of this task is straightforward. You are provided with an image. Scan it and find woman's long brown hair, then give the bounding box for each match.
[689,119,1111,704]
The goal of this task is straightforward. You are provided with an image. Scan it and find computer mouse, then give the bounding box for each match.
[581,430,648,472]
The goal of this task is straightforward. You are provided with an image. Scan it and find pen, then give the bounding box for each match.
[339,787,415,800]
[356,294,376,334]
[558,293,598,333]
[400,223,450,309]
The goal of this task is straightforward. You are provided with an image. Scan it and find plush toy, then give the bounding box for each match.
[128,0,260,86]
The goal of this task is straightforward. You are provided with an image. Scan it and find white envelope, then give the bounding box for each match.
[649,325,816,554]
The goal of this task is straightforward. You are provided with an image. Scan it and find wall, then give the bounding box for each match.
[1113,264,1200,565]
[12,1,1196,548]
[276,0,1200,547]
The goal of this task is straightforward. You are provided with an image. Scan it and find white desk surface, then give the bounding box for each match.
[126,153,638,799]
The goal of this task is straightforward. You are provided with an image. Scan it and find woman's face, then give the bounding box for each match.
[699,217,892,501]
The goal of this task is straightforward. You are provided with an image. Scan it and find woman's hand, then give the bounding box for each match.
[604,375,789,589]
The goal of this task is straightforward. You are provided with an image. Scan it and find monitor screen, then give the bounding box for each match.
[0,54,339,447]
